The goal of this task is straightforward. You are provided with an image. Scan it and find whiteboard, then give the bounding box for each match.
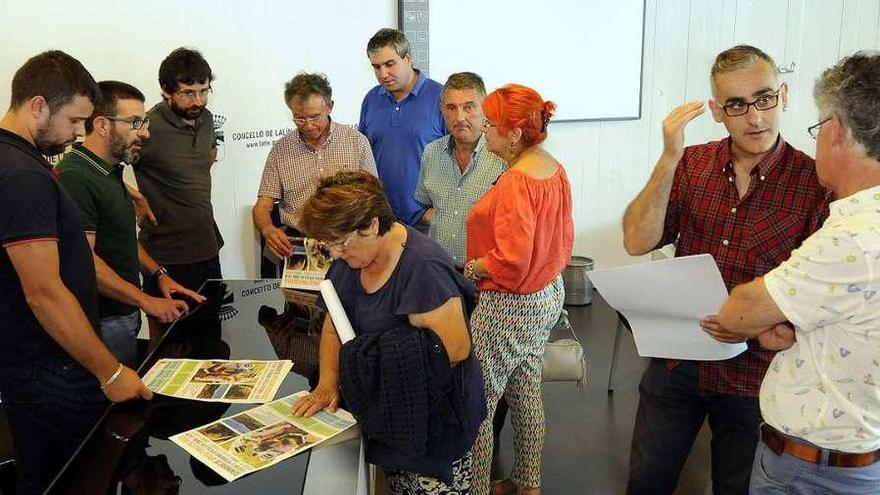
[426,0,646,122]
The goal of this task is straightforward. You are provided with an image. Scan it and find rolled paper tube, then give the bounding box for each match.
[318,279,356,343]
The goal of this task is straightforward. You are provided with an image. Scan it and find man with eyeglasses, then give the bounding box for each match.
[57,81,205,368]
[706,51,880,494]
[253,72,376,264]
[359,28,446,232]
[133,48,221,331]
[622,45,830,494]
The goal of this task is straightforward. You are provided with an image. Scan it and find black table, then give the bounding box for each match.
[47,279,361,494]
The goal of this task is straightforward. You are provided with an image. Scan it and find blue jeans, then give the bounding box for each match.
[99,310,141,368]
[750,437,880,494]
[0,360,108,495]
[627,359,761,495]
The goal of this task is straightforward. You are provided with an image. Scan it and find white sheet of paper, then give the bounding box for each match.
[318,279,356,344]
[587,254,747,360]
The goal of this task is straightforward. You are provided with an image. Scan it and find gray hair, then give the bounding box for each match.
[442,72,486,99]
[366,28,410,59]
[284,72,332,105]
[711,45,779,87]
[814,51,880,160]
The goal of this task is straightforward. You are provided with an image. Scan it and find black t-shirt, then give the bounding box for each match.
[0,129,100,368]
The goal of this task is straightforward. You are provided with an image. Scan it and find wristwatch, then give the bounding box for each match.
[151,265,169,282]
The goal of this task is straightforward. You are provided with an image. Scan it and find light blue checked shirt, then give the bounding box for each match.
[415,134,506,267]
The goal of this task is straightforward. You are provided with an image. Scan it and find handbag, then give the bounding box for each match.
[542,309,588,388]
[258,298,322,377]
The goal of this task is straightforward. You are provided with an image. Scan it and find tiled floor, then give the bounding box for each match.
[493,292,712,494]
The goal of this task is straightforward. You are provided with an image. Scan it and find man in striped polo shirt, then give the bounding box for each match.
[57,80,204,368]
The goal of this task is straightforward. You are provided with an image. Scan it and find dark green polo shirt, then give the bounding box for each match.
[133,101,223,265]
[58,143,139,318]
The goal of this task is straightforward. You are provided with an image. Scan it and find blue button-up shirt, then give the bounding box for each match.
[415,134,506,267]
[359,70,446,225]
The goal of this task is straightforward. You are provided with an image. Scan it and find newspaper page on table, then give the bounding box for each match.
[281,237,332,291]
[143,359,293,403]
[587,253,748,360]
[170,391,357,482]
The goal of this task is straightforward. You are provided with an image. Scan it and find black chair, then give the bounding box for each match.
[259,201,285,278]
[607,311,633,393]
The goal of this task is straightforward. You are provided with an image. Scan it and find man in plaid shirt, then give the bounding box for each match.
[622,45,830,494]
[253,73,376,261]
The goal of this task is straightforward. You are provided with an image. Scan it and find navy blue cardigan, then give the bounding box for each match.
[338,324,486,482]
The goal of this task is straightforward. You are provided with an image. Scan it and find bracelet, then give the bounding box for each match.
[151,265,169,281]
[464,260,477,281]
[101,363,124,389]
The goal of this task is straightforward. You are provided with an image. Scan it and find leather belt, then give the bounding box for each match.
[761,424,880,468]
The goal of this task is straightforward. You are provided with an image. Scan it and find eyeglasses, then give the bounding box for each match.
[318,231,358,255]
[292,115,325,126]
[807,116,832,140]
[176,87,213,102]
[720,89,781,117]
[105,116,150,130]
[481,118,497,131]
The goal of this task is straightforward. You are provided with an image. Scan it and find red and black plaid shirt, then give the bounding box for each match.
[659,137,830,397]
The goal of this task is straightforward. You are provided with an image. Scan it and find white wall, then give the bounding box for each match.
[2,0,878,277]
[0,0,397,279]
[557,0,880,269]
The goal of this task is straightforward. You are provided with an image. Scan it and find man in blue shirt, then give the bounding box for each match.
[359,28,446,229]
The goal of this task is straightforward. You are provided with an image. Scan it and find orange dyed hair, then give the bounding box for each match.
[482,83,557,147]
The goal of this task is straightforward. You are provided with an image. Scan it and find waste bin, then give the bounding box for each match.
[562,256,594,305]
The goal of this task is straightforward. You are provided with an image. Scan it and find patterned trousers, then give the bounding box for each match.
[385,454,472,494]
[468,275,565,495]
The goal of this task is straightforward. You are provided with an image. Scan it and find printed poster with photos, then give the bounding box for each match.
[281,237,331,292]
[170,391,357,481]
[143,359,293,404]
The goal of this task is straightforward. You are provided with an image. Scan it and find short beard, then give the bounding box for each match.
[169,100,204,120]
[109,131,139,165]
[34,126,68,156]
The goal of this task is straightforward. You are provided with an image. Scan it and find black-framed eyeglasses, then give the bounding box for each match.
[721,89,781,117]
[105,116,150,130]
[176,87,212,101]
[807,116,832,140]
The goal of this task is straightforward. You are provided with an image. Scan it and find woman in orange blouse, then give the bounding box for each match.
[464,84,574,495]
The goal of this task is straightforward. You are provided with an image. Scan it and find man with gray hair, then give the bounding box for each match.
[359,28,446,231]
[254,72,376,260]
[415,72,505,268]
[706,51,880,493]
[622,45,830,493]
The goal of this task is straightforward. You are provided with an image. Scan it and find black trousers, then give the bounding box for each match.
[627,359,761,495]
[0,361,107,495]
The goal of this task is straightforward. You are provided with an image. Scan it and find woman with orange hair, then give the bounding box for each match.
[464,84,574,495]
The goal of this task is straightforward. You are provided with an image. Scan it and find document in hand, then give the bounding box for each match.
[587,254,747,360]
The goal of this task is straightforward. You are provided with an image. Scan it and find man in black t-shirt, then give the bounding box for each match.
[0,50,152,495]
